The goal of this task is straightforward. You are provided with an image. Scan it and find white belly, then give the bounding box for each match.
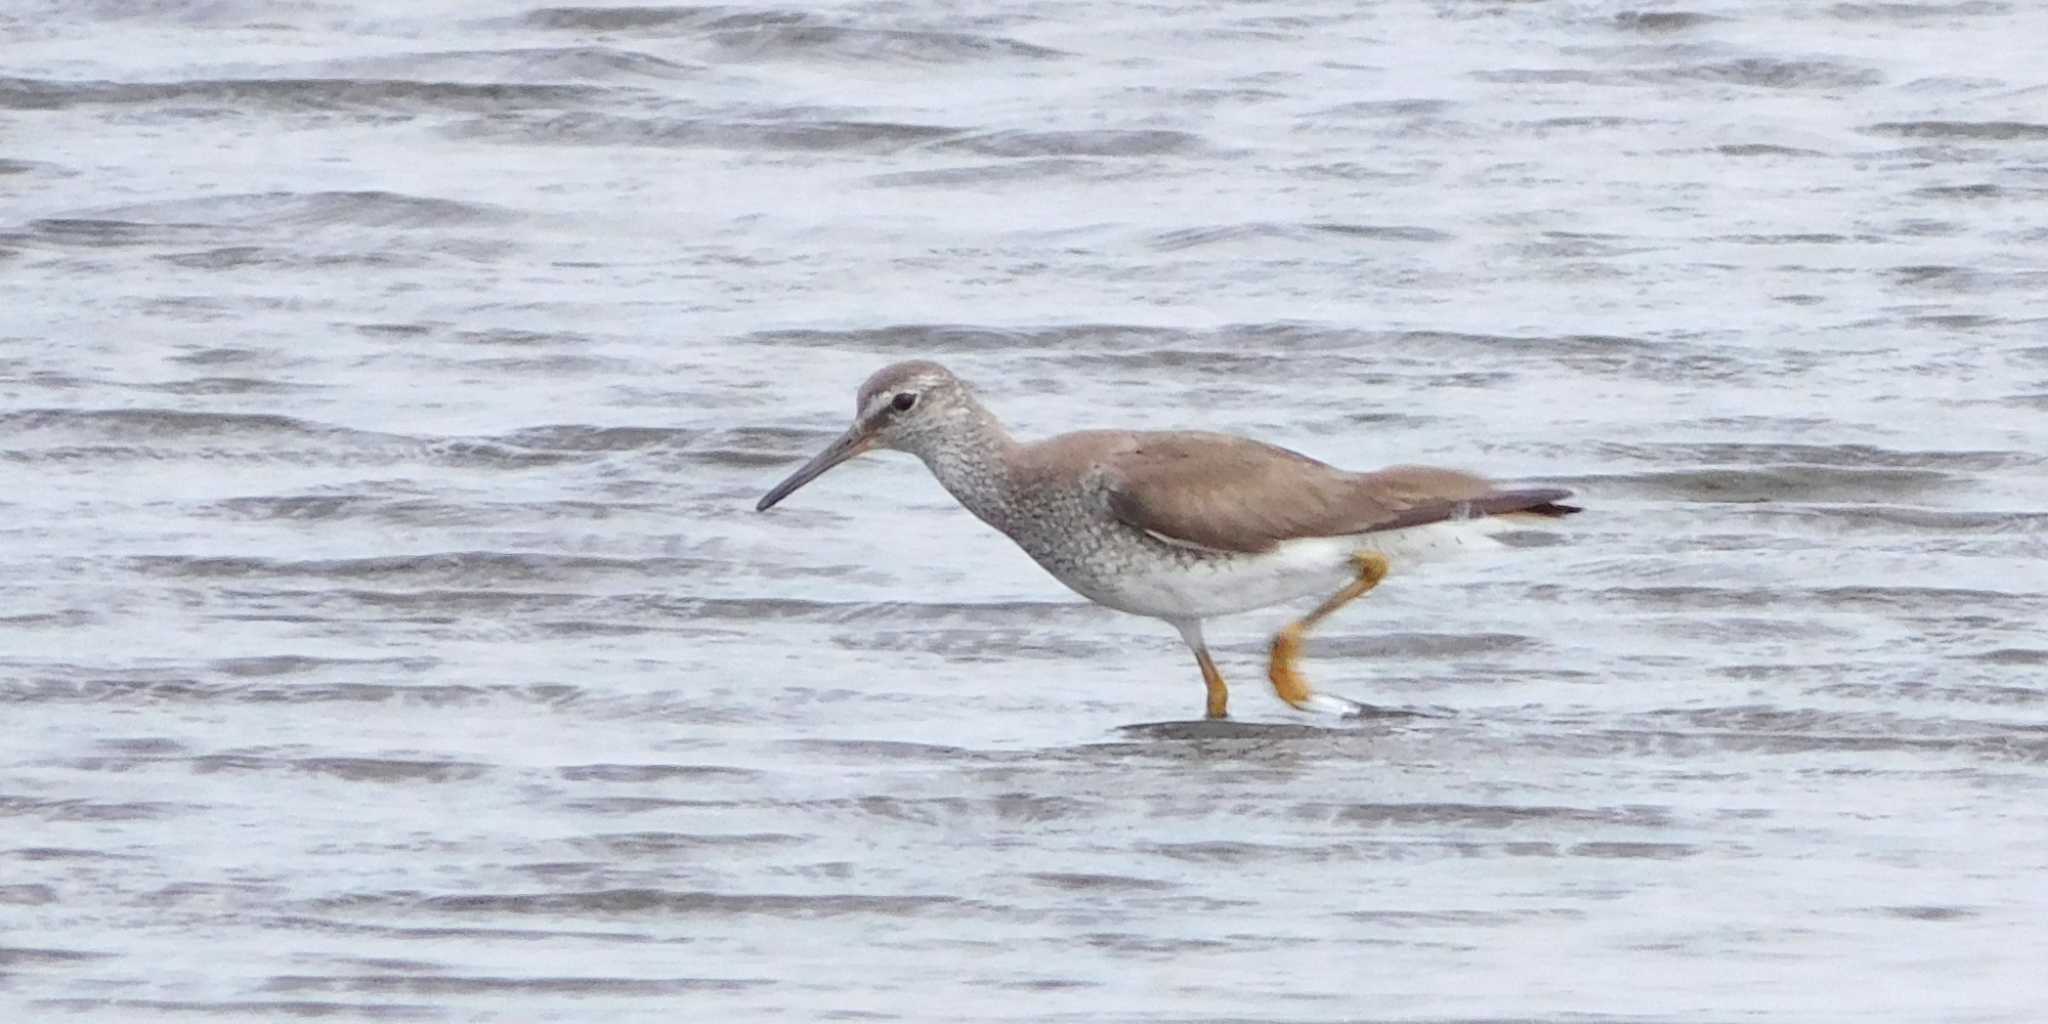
[1059,519,1511,621]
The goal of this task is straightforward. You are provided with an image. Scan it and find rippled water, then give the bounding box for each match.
[5,1,2048,1020]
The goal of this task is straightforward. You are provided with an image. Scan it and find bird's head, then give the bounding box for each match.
[755,360,973,511]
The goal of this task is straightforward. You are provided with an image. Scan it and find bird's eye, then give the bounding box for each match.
[892,392,917,412]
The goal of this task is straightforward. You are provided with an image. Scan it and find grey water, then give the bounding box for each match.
[4,0,2048,1020]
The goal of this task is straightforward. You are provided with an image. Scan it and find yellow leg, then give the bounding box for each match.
[1269,552,1391,711]
[1195,647,1230,719]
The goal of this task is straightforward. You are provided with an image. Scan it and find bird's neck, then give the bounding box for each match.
[915,400,1021,528]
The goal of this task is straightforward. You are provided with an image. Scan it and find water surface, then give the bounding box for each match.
[4,1,2047,1021]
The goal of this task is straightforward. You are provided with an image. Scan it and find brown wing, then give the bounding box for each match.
[1093,432,1572,554]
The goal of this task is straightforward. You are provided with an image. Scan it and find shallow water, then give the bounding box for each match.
[4,1,2048,1021]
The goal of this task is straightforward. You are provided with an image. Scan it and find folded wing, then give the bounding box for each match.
[1099,432,1575,554]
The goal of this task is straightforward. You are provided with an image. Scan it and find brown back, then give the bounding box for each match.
[1019,431,1571,554]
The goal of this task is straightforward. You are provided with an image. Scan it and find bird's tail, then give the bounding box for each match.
[1483,487,1581,519]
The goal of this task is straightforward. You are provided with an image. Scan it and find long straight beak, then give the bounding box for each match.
[756,423,878,511]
